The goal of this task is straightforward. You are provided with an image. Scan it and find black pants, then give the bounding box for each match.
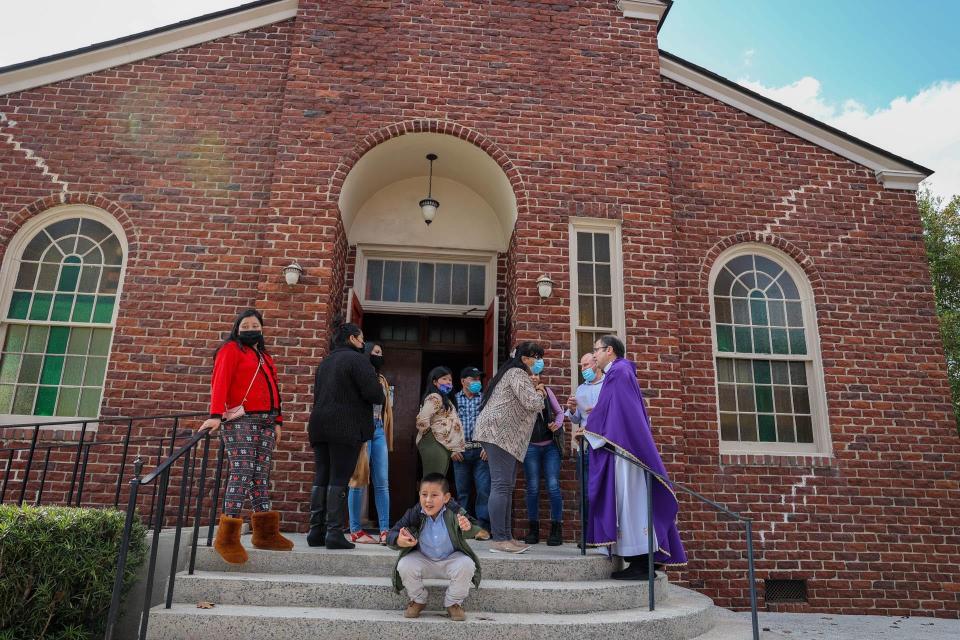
[313,441,362,486]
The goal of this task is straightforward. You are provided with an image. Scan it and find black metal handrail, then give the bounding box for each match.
[104,425,228,640]
[577,438,760,640]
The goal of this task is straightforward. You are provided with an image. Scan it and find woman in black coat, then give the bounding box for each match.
[308,320,385,549]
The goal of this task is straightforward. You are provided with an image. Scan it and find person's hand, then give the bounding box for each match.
[535,383,546,396]
[480,448,488,461]
[457,514,471,532]
[397,527,417,548]
[584,406,593,415]
[548,421,561,432]
[274,425,282,443]
[566,395,578,412]
[199,418,221,435]
[451,451,464,462]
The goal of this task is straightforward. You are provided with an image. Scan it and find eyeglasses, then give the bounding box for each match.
[592,346,607,353]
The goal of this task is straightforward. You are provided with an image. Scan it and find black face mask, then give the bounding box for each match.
[237,330,262,346]
[370,354,384,370]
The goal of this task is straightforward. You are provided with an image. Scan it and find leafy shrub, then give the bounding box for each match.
[0,505,147,640]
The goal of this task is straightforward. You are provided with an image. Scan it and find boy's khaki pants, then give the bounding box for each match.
[397,550,475,608]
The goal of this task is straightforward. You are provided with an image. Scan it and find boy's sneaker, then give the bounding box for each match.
[446,604,466,621]
[473,528,491,540]
[404,601,426,618]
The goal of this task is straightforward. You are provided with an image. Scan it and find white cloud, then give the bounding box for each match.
[743,49,755,67]
[739,76,960,199]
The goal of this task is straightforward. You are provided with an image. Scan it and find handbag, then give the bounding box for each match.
[222,357,262,422]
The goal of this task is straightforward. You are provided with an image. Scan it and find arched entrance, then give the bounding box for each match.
[337,131,519,522]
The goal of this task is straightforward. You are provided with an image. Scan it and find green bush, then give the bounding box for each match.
[0,505,147,640]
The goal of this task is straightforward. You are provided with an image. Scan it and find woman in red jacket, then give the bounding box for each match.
[200,309,294,564]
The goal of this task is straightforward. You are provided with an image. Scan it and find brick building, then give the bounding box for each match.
[1,0,958,618]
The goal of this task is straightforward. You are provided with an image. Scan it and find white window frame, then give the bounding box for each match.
[568,218,626,390]
[354,244,497,317]
[709,243,832,457]
[0,204,128,428]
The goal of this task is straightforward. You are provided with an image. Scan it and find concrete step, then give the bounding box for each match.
[147,584,716,640]
[193,534,619,582]
[172,570,669,614]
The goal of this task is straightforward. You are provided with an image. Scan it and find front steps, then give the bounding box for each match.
[145,534,739,640]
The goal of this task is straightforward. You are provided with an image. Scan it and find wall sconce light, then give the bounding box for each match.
[283,262,303,286]
[536,274,554,299]
[419,153,439,225]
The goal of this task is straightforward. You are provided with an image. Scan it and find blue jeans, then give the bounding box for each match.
[348,422,390,532]
[523,443,563,522]
[452,447,491,530]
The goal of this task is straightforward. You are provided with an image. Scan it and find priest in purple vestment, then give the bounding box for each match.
[583,335,687,579]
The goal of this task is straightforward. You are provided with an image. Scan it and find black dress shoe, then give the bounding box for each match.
[612,561,650,581]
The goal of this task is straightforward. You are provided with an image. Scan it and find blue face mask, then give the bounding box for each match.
[582,368,596,383]
[468,381,482,394]
[530,359,545,375]
[438,383,453,395]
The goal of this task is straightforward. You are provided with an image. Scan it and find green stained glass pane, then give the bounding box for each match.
[755,386,774,413]
[716,358,734,382]
[47,327,69,354]
[753,328,771,354]
[753,360,771,385]
[36,262,58,290]
[776,414,795,443]
[29,293,52,321]
[732,298,749,324]
[51,294,73,321]
[737,385,755,412]
[795,416,814,443]
[25,326,48,353]
[720,413,738,440]
[750,294,768,325]
[789,329,807,355]
[0,384,13,413]
[771,328,789,354]
[12,385,37,414]
[72,295,94,322]
[34,386,57,415]
[4,325,27,352]
[92,296,115,323]
[716,325,734,352]
[89,329,111,356]
[15,263,38,289]
[8,292,31,319]
[56,387,81,416]
[62,356,85,385]
[769,301,786,326]
[786,302,803,327]
[100,267,121,294]
[40,355,64,385]
[83,357,107,385]
[789,362,807,385]
[0,354,21,383]
[57,256,81,291]
[734,326,752,352]
[740,413,758,441]
[78,387,101,416]
[78,266,100,293]
[67,328,91,354]
[758,414,776,442]
[18,354,42,384]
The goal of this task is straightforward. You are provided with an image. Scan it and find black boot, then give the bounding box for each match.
[306,485,327,547]
[324,486,355,550]
[611,555,651,581]
[523,521,540,545]
[546,521,562,546]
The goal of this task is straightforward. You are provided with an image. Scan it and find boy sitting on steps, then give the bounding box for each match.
[388,472,482,621]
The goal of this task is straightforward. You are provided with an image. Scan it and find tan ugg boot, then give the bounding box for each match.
[213,514,248,564]
[251,511,295,551]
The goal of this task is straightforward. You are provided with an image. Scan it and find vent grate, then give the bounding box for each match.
[765,579,808,603]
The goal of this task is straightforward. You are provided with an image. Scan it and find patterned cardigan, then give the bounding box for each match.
[474,367,544,461]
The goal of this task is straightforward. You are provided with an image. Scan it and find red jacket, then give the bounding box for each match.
[209,341,283,424]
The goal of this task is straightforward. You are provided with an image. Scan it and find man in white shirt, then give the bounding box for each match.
[566,352,604,527]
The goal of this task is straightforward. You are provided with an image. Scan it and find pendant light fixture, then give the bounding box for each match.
[419,153,439,225]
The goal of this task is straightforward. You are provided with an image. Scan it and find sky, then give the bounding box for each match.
[1,0,958,199]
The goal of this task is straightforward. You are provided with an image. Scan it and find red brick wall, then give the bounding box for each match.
[663,77,960,617]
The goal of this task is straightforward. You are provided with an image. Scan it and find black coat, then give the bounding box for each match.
[308,346,385,446]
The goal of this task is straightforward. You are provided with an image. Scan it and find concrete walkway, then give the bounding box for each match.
[722,610,960,640]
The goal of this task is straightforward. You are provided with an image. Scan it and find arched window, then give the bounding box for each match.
[0,207,126,420]
[710,245,829,454]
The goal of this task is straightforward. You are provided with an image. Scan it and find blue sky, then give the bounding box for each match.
[1,0,958,198]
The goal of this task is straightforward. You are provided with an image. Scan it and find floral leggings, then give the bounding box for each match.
[220,412,277,517]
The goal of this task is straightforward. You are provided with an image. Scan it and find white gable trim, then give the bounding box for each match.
[659,54,930,191]
[0,0,298,97]
[618,0,670,22]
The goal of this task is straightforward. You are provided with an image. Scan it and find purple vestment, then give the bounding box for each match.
[585,357,687,566]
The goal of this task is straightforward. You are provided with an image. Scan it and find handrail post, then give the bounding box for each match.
[189,434,212,574]
[138,465,171,640]
[165,448,192,609]
[104,457,143,640]
[646,468,655,612]
[148,437,163,523]
[578,436,586,556]
[746,519,760,640]
[35,446,52,505]
[114,418,135,508]
[18,424,40,505]
[0,448,12,504]
[67,420,89,504]
[76,442,92,506]
[206,437,225,546]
